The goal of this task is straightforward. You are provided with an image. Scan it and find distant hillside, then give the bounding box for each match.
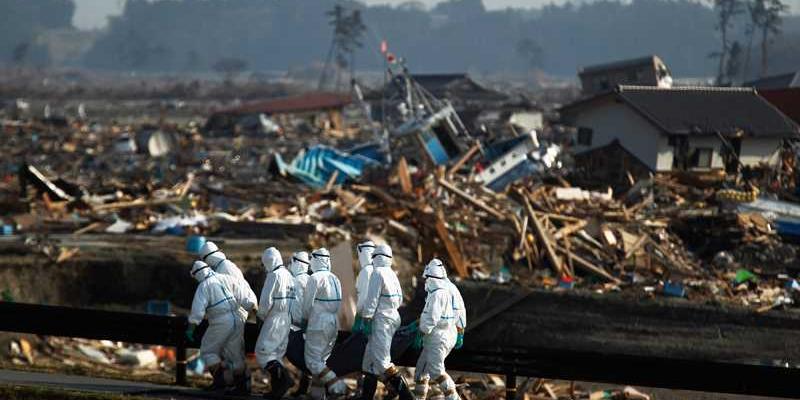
[79,0,722,77]
[0,0,76,67]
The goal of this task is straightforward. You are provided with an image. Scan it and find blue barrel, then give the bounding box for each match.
[1,225,13,235]
[186,235,206,253]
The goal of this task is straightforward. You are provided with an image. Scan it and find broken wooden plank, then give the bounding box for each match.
[522,195,564,277]
[435,213,468,278]
[324,170,340,192]
[447,142,481,178]
[553,243,621,284]
[92,197,183,212]
[552,220,588,240]
[397,157,413,195]
[438,178,506,220]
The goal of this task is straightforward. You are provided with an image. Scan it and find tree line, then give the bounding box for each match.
[2,0,799,81]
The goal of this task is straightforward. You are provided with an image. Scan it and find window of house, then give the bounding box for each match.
[690,147,713,168]
[577,128,593,146]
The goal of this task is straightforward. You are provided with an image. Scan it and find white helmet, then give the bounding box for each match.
[372,244,393,269]
[357,240,376,270]
[423,258,447,279]
[261,247,284,272]
[310,248,331,273]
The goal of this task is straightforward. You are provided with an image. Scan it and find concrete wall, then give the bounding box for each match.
[739,138,782,166]
[572,99,667,171]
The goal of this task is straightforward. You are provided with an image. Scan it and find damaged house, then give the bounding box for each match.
[560,85,800,177]
[579,55,673,96]
[204,92,353,136]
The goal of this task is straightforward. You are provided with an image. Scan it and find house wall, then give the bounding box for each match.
[687,136,725,169]
[739,138,782,166]
[510,111,544,131]
[571,99,668,171]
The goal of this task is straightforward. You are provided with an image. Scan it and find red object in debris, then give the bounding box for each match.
[386,52,396,64]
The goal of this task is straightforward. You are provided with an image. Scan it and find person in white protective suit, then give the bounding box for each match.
[187,260,257,394]
[288,251,313,397]
[301,248,348,396]
[200,241,246,282]
[352,241,375,333]
[413,259,461,400]
[255,247,296,400]
[358,244,414,400]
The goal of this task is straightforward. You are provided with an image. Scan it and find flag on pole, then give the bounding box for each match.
[380,39,388,54]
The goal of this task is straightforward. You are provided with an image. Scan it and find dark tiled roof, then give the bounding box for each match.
[560,85,800,138]
[410,73,509,102]
[744,72,800,90]
[214,92,351,116]
[616,85,799,137]
[579,55,658,75]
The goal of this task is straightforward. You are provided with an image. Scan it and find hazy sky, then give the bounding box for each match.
[72,0,552,29]
[72,0,799,30]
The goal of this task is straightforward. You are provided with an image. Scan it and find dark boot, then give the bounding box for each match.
[205,366,227,391]
[265,361,294,400]
[360,373,378,400]
[291,373,311,397]
[227,372,251,396]
[386,373,414,400]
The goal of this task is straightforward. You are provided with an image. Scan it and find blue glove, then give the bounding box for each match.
[185,324,197,342]
[352,315,364,334]
[412,331,424,350]
[455,330,464,349]
[406,320,419,334]
[363,318,373,336]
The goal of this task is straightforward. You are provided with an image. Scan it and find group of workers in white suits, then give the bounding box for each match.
[186,240,466,400]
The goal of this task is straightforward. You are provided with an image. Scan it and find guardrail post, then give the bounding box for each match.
[505,373,516,400]
[176,340,187,386]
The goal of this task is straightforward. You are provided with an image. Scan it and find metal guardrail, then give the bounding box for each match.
[2,302,800,398]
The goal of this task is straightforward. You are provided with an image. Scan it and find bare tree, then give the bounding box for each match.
[12,42,30,65]
[711,0,744,84]
[725,41,743,83]
[751,0,788,76]
[320,5,366,90]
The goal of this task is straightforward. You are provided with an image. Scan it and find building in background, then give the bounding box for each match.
[578,55,673,96]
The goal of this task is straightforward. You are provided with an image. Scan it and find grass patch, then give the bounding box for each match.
[0,384,151,400]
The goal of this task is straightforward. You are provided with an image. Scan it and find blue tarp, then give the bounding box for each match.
[276,145,381,188]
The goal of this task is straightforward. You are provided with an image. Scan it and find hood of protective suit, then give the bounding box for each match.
[261,247,284,272]
[424,273,449,292]
[206,251,227,270]
[423,258,446,279]
[199,241,220,262]
[357,241,376,270]
[289,251,310,276]
[372,244,393,269]
[310,248,331,273]
[190,260,213,282]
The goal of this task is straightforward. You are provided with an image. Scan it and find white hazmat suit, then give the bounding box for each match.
[255,247,295,368]
[200,241,254,321]
[355,241,376,319]
[414,260,460,400]
[256,247,296,400]
[188,261,256,386]
[289,251,311,327]
[302,248,347,395]
[361,244,403,376]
